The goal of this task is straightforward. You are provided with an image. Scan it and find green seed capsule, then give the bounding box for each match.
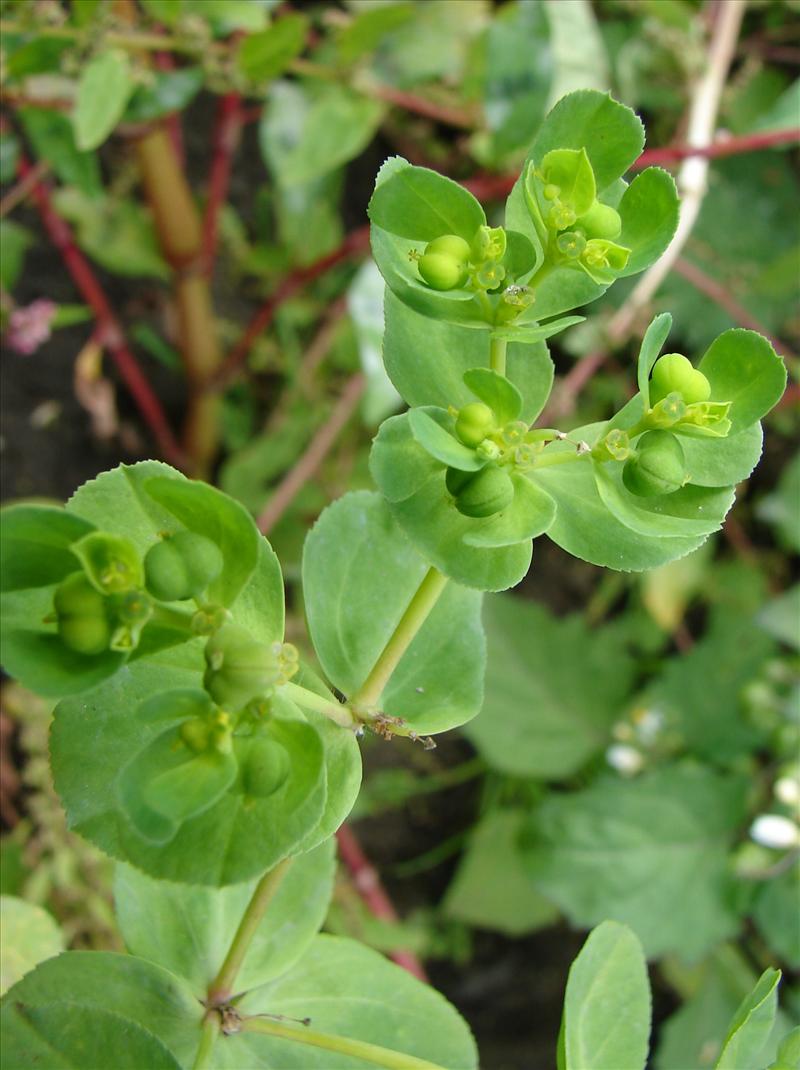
[144,531,223,602]
[53,571,112,655]
[649,353,711,406]
[425,234,471,262]
[455,402,497,448]
[576,200,622,240]
[623,431,688,497]
[452,466,515,519]
[418,253,468,291]
[203,624,280,710]
[241,738,291,799]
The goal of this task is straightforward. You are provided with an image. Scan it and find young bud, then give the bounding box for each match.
[72,531,143,595]
[556,231,587,259]
[592,429,631,463]
[475,261,506,289]
[455,402,497,448]
[622,431,688,497]
[203,624,281,710]
[548,202,577,231]
[470,225,506,263]
[452,466,515,519]
[650,353,711,406]
[53,571,112,655]
[144,531,224,602]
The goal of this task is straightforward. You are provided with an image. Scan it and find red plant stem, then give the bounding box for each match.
[213,227,370,389]
[0,159,49,217]
[673,257,797,361]
[15,154,184,465]
[632,126,800,168]
[464,127,800,202]
[257,373,365,534]
[202,92,243,272]
[336,824,429,982]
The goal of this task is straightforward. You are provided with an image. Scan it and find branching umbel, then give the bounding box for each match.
[0,90,787,1070]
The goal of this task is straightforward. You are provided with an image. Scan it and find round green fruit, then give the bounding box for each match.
[452,466,515,518]
[241,738,291,799]
[455,402,496,448]
[53,571,112,655]
[203,624,280,710]
[623,431,688,497]
[417,252,468,291]
[425,234,471,262]
[144,531,223,602]
[650,353,711,406]
[576,200,622,240]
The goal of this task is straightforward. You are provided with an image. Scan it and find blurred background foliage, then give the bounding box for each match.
[0,0,798,1066]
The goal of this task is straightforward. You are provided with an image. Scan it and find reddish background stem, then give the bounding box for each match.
[336,824,429,982]
[202,92,243,271]
[15,154,184,466]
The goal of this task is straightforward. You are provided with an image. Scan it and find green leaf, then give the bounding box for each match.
[768,1028,800,1070]
[1,1003,183,1069]
[757,452,800,553]
[463,367,522,424]
[336,2,415,63]
[648,614,774,762]
[443,809,559,935]
[637,313,673,406]
[532,443,706,571]
[699,329,787,434]
[347,259,402,425]
[73,49,134,151]
[382,290,554,422]
[561,921,651,1070]
[0,505,94,593]
[462,472,556,548]
[528,89,645,190]
[225,935,478,1069]
[593,463,734,539]
[541,147,596,216]
[464,596,635,778]
[259,80,383,185]
[123,68,203,123]
[371,415,533,591]
[618,168,679,276]
[0,898,63,996]
[143,476,262,609]
[490,314,585,344]
[302,491,485,733]
[716,969,782,1069]
[0,220,32,289]
[17,108,101,197]
[521,765,749,958]
[114,839,335,993]
[368,157,486,241]
[238,15,308,81]
[408,408,486,471]
[53,189,169,280]
[0,950,199,1068]
[753,863,800,969]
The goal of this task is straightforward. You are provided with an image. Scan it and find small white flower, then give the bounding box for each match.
[606,744,644,776]
[774,776,800,808]
[750,814,800,850]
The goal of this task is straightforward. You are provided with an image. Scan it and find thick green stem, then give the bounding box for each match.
[207,858,292,1004]
[489,335,507,376]
[280,681,358,729]
[240,1018,447,1070]
[349,567,448,711]
[191,1016,219,1070]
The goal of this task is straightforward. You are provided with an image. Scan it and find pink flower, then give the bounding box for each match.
[6,299,57,355]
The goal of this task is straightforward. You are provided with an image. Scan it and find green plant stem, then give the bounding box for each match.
[150,605,197,632]
[349,567,448,711]
[191,1016,219,1070]
[207,857,292,1004]
[240,1018,447,1070]
[280,682,359,729]
[489,336,507,376]
[531,449,589,470]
